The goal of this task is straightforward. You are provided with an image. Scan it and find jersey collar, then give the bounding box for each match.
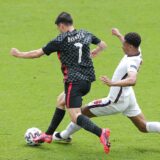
[127,52,140,57]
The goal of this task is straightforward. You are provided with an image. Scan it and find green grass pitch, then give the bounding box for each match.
[0,0,160,159]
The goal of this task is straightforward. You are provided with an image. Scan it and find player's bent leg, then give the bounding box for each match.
[62,80,111,153]
[129,113,160,133]
[55,97,116,145]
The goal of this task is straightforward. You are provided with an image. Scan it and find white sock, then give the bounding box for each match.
[146,122,160,133]
[60,122,81,139]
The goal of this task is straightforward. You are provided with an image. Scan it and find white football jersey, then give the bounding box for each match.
[109,51,143,103]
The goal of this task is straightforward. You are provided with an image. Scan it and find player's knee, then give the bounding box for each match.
[71,118,76,123]
[71,115,77,123]
[71,113,81,123]
[57,92,65,107]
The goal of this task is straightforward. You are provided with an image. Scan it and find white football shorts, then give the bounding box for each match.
[87,89,141,117]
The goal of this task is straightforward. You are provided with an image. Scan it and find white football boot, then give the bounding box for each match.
[53,132,72,143]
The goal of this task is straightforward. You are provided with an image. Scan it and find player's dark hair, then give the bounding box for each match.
[124,32,141,48]
[55,12,73,25]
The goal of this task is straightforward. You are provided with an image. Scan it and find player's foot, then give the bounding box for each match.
[33,133,52,144]
[100,128,111,154]
[53,132,72,143]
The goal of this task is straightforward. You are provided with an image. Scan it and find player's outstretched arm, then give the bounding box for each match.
[10,48,44,59]
[90,41,107,58]
[100,71,137,87]
[112,28,124,43]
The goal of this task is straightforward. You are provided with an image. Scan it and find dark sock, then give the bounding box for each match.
[77,114,102,137]
[46,108,65,135]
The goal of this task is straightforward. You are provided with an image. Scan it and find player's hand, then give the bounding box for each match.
[100,76,113,87]
[90,49,97,58]
[112,28,121,37]
[10,48,20,57]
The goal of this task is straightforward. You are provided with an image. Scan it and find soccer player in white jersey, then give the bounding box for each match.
[53,28,160,144]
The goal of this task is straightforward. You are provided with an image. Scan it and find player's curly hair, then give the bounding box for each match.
[55,12,73,25]
[124,32,141,48]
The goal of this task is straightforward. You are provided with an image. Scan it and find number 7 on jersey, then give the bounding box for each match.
[74,43,83,63]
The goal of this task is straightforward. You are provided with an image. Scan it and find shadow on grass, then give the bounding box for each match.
[22,144,51,150]
[21,141,72,150]
[52,141,72,145]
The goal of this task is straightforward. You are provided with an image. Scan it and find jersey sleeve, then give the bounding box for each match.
[90,33,101,45]
[42,37,61,55]
[127,59,140,73]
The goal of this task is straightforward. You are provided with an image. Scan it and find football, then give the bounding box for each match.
[24,127,42,146]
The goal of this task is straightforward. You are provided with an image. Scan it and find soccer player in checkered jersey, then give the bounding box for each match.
[11,12,111,154]
[53,28,160,144]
